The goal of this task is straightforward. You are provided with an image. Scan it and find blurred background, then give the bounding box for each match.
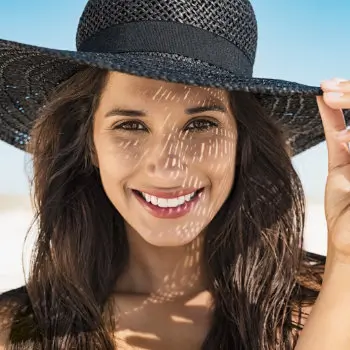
[1,0,349,292]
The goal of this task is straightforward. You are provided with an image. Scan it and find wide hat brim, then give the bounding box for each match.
[1,39,349,156]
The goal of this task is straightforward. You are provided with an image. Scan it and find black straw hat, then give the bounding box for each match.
[0,0,348,155]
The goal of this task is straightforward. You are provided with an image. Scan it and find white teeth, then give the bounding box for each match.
[184,194,192,201]
[178,196,185,205]
[150,196,158,205]
[139,190,199,208]
[158,198,168,208]
[167,198,179,207]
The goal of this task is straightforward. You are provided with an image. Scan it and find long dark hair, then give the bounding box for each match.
[0,67,324,349]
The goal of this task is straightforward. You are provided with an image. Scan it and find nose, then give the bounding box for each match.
[144,133,187,178]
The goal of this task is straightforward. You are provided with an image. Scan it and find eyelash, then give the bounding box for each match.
[186,119,218,132]
[114,121,146,131]
[111,119,218,133]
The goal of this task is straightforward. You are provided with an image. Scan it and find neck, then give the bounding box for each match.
[115,224,209,301]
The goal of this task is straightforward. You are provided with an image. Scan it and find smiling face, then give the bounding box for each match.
[93,72,237,247]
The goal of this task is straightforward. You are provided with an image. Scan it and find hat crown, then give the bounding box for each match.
[76,0,258,64]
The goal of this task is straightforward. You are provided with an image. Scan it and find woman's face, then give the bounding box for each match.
[93,72,238,247]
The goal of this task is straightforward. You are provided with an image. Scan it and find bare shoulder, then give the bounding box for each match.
[0,327,10,349]
[0,286,29,349]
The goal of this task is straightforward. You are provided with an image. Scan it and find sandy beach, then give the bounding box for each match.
[0,194,328,293]
[0,195,35,293]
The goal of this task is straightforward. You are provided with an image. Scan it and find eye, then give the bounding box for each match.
[112,120,148,132]
[185,119,218,132]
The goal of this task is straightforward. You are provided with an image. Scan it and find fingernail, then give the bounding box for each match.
[326,92,344,98]
[333,77,347,84]
[321,78,347,89]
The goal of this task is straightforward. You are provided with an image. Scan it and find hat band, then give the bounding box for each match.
[78,21,253,76]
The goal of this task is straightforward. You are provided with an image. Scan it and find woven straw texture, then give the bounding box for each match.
[76,0,257,64]
[0,0,349,155]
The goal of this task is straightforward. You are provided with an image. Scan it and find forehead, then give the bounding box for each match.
[101,71,230,106]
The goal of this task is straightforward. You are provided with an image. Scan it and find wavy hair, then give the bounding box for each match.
[0,67,324,349]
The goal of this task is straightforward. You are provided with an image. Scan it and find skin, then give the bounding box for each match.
[92,72,237,347]
[93,73,350,349]
[93,72,237,250]
[2,75,349,349]
[296,78,350,349]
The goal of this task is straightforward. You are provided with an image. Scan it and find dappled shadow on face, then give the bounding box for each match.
[0,76,239,349]
[91,75,240,348]
[94,73,239,247]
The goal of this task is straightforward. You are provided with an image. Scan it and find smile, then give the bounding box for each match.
[131,188,204,219]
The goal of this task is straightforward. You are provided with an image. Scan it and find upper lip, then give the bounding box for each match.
[132,187,203,198]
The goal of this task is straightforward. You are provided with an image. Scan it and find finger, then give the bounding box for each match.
[323,91,350,109]
[321,78,350,93]
[316,95,350,172]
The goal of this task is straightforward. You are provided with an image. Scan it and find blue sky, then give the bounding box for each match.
[0,0,349,196]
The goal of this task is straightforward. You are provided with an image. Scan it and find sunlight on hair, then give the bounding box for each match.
[0,67,319,350]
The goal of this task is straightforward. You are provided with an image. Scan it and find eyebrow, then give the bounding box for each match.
[105,104,227,118]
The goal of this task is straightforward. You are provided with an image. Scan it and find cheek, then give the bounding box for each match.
[95,130,237,177]
[96,135,146,169]
[190,133,236,201]
[188,131,237,168]
[94,136,143,194]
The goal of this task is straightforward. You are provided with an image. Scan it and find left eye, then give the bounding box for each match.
[185,119,218,132]
[112,120,147,131]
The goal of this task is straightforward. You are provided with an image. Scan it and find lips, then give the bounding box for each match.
[131,187,205,219]
[135,188,202,199]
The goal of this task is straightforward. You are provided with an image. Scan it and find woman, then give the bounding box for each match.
[0,0,349,349]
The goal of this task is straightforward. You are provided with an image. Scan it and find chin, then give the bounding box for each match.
[137,225,202,248]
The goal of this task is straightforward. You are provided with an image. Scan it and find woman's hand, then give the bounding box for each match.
[295,78,350,349]
[317,78,350,266]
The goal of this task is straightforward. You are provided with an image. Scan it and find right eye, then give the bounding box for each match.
[112,120,148,131]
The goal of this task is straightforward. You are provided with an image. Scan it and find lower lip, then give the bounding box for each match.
[132,190,203,219]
